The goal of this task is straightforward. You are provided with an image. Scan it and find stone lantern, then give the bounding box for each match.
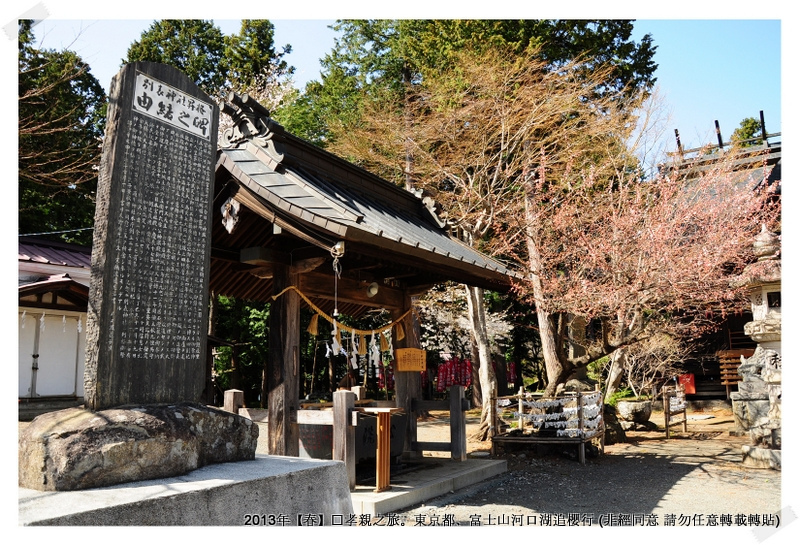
[730,225,781,470]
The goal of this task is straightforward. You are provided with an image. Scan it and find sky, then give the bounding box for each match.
[10,6,787,154]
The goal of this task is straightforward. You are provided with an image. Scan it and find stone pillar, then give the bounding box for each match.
[84,62,218,409]
[730,226,781,470]
[20,63,262,493]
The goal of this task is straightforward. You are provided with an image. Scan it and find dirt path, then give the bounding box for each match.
[403,407,783,532]
[18,406,786,534]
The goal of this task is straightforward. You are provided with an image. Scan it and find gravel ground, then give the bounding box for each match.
[395,407,784,533]
[18,406,788,538]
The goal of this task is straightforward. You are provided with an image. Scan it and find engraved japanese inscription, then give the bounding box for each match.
[85,62,218,409]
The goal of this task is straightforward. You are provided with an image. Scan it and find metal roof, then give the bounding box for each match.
[18,237,92,270]
[214,99,517,296]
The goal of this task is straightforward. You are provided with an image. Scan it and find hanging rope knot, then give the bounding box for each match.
[330,241,345,316]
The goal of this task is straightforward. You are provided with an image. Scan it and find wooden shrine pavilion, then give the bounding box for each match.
[210,93,517,457]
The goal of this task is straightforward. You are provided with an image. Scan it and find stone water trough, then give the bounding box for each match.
[239,407,408,462]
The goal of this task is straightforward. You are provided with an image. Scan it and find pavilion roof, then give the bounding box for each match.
[211,94,518,313]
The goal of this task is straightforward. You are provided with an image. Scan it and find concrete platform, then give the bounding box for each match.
[19,453,507,525]
[350,456,507,516]
[19,454,353,526]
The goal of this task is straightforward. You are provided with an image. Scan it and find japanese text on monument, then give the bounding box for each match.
[113,73,213,360]
[132,72,212,139]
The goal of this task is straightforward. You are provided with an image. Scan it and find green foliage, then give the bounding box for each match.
[606,387,633,407]
[730,117,763,147]
[587,354,609,383]
[18,20,107,245]
[211,295,270,404]
[224,20,293,89]
[124,19,293,101]
[283,19,658,145]
[124,20,227,98]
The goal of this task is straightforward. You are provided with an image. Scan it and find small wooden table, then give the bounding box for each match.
[356,407,403,492]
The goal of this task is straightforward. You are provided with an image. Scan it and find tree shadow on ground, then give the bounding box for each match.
[444,433,780,524]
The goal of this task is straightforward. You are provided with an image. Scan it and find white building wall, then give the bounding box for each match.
[18,309,86,398]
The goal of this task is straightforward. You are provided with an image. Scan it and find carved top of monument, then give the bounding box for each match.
[753,224,780,261]
[731,225,781,289]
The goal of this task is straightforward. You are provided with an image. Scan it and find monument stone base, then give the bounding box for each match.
[19,403,258,491]
[742,445,781,471]
[19,455,354,525]
[730,393,770,434]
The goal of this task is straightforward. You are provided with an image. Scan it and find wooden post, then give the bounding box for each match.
[680,385,688,433]
[223,389,244,414]
[450,385,467,461]
[490,381,497,456]
[375,411,392,491]
[333,390,356,490]
[392,295,421,459]
[357,407,400,492]
[518,386,524,432]
[578,392,585,465]
[267,262,300,456]
[351,385,365,400]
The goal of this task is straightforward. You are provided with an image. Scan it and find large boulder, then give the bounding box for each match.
[616,398,653,423]
[602,405,627,445]
[19,403,258,491]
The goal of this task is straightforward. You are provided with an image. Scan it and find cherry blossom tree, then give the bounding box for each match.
[512,138,780,396]
[331,45,780,419]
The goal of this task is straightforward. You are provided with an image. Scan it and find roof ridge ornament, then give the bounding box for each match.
[220,92,285,164]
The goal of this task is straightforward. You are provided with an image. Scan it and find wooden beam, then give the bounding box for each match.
[240,246,289,265]
[299,271,405,310]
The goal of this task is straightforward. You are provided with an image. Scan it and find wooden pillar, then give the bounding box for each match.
[267,262,300,456]
[333,390,356,489]
[450,385,467,461]
[351,385,365,400]
[393,294,421,459]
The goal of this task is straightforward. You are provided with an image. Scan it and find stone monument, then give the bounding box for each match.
[20,62,258,492]
[84,62,217,408]
[730,225,781,470]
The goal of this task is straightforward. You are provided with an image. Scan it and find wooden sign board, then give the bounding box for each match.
[395,348,426,372]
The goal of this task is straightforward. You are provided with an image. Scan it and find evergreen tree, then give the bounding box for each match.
[124,19,293,101]
[730,116,763,147]
[224,20,294,88]
[124,20,227,98]
[283,20,658,146]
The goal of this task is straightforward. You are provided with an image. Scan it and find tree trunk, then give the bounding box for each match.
[604,347,627,403]
[470,341,482,408]
[525,242,570,396]
[524,189,573,397]
[465,284,495,441]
